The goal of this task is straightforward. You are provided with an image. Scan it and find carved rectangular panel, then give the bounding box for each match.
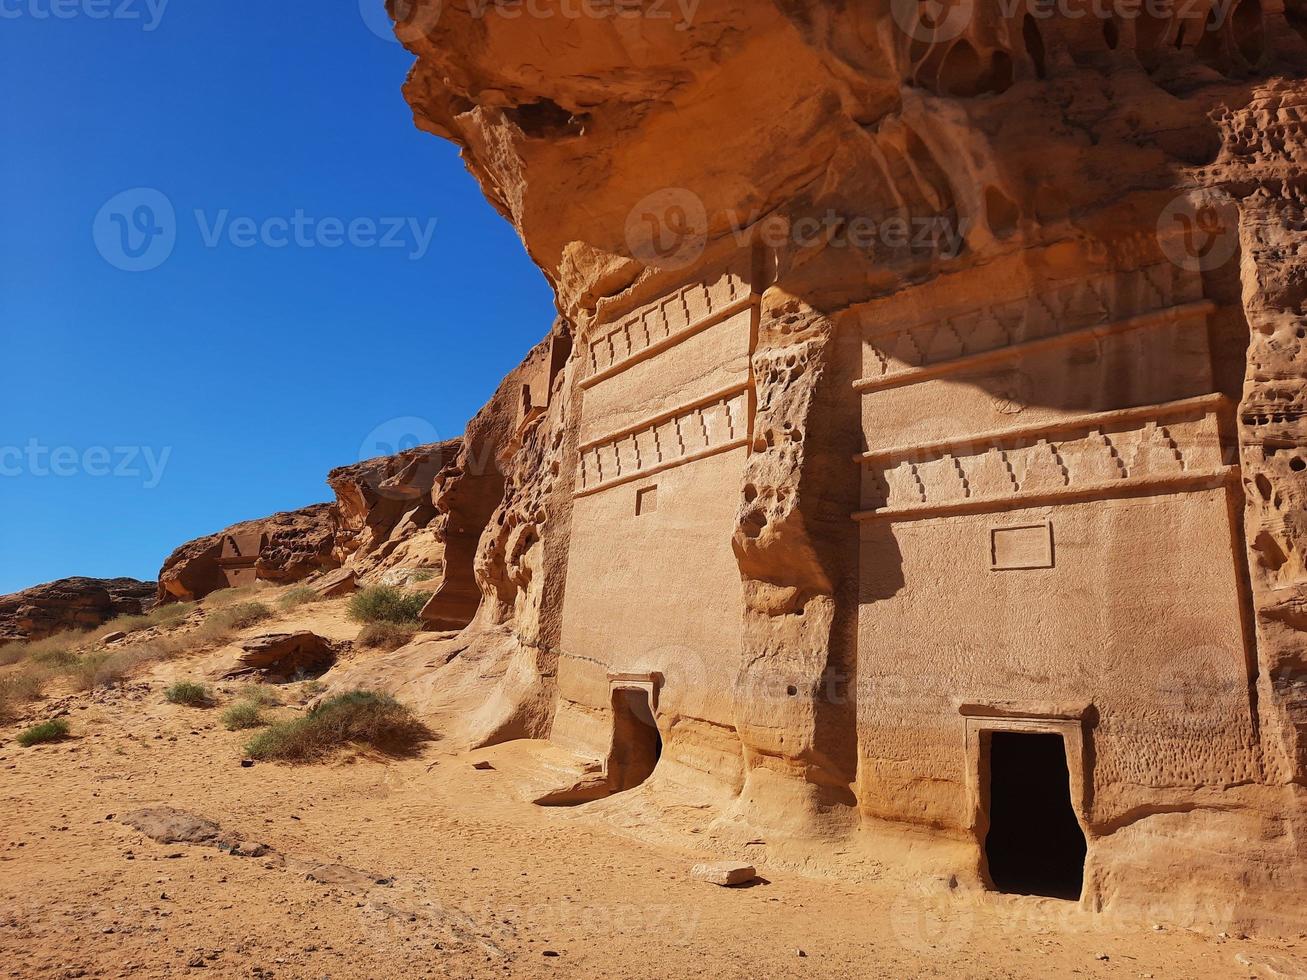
[990,522,1054,570]
[636,485,658,516]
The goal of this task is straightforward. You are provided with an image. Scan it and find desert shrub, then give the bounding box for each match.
[16,718,69,746]
[0,630,91,667]
[347,586,430,626]
[150,601,195,624]
[236,684,281,706]
[67,653,113,690]
[164,681,211,706]
[99,602,195,640]
[356,621,418,652]
[67,646,167,691]
[203,586,258,607]
[0,670,46,723]
[30,647,80,668]
[97,612,152,636]
[278,587,319,611]
[194,601,273,644]
[218,601,273,630]
[409,568,437,583]
[221,701,266,730]
[244,690,427,762]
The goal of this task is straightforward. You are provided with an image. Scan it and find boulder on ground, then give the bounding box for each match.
[224,631,336,681]
[313,568,357,599]
[690,862,758,887]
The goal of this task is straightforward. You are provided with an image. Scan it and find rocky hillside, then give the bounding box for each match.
[156,504,339,603]
[0,577,156,644]
[328,438,462,581]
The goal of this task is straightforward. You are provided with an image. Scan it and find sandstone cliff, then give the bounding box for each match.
[0,577,156,644]
[344,0,1307,933]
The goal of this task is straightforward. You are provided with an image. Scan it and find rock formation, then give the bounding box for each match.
[156,505,339,603]
[328,438,462,580]
[341,0,1307,933]
[0,577,156,643]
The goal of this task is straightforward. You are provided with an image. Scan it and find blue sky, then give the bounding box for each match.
[0,1,553,595]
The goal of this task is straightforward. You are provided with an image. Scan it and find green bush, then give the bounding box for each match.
[244,690,427,762]
[356,621,418,652]
[347,587,430,626]
[16,718,69,747]
[164,681,211,706]
[221,701,266,731]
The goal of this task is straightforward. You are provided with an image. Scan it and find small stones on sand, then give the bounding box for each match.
[690,861,757,886]
[472,761,495,771]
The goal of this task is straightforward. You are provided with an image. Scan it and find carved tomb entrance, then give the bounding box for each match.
[983,731,1087,900]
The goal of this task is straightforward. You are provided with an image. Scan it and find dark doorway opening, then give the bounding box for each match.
[608,688,661,793]
[984,732,1086,900]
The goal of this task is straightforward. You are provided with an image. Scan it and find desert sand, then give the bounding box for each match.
[2,592,1304,979]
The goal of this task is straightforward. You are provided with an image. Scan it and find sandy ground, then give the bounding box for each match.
[2,600,1306,979]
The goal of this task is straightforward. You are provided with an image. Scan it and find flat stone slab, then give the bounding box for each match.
[691,862,757,887]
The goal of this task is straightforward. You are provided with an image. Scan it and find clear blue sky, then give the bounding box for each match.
[0,1,553,595]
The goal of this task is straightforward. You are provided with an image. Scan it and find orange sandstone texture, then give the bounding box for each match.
[363,0,1307,932]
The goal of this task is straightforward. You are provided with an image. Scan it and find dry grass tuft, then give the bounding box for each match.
[356,621,418,652]
[243,690,429,763]
[277,587,319,611]
[0,669,47,724]
[193,601,272,644]
[98,601,196,640]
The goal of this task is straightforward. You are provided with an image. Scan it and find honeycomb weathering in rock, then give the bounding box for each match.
[348,0,1307,929]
